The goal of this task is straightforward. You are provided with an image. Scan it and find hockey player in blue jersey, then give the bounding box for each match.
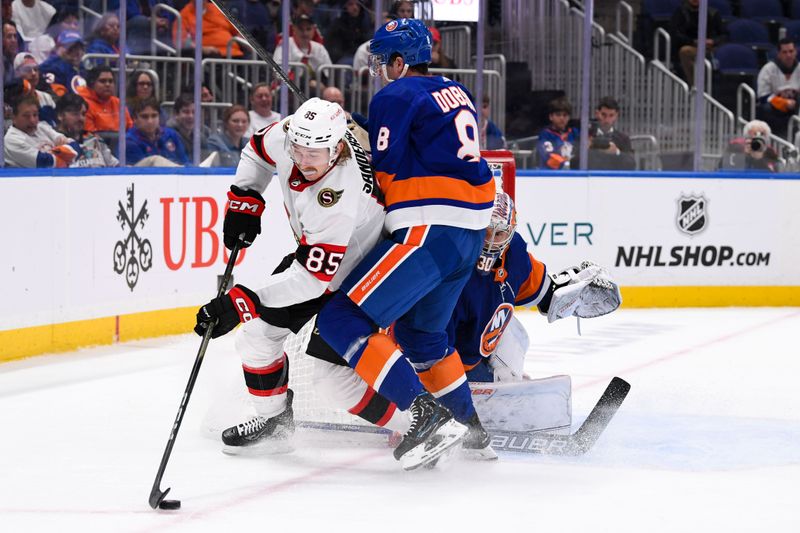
[316,18,497,469]
[536,96,580,170]
[453,191,622,382]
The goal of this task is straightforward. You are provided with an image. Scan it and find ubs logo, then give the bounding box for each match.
[114,184,153,291]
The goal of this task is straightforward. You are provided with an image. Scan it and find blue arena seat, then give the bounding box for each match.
[727,18,772,47]
[714,43,760,76]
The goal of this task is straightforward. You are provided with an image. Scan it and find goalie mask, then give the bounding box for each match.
[285,97,348,180]
[477,192,516,275]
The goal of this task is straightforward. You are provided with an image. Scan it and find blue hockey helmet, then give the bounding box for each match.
[368,18,432,77]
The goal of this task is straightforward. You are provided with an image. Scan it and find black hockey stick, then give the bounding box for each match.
[148,236,245,510]
[488,376,631,456]
[208,0,307,104]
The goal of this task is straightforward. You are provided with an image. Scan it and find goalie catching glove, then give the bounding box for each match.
[543,261,622,323]
[223,185,265,250]
[194,285,262,338]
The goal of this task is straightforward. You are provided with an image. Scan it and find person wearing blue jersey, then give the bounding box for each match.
[451,192,622,383]
[536,96,579,170]
[316,18,496,470]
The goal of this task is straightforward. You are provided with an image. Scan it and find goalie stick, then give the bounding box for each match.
[488,376,631,456]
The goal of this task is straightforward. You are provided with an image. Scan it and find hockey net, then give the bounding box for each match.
[284,151,517,429]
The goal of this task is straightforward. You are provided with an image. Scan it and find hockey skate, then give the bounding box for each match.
[393,392,467,471]
[461,413,498,461]
[222,389,296,455]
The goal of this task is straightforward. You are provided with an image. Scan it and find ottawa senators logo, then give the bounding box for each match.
[480,303,514,357]
[317,188,343,207]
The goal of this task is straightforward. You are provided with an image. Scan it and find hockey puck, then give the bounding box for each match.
[158,499,181,510]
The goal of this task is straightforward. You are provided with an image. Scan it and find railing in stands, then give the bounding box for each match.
[439,25,471,71]
[152,3,182,57]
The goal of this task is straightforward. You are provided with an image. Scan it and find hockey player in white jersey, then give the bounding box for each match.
[193,97,408,454]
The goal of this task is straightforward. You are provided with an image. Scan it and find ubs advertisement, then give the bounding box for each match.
[0,172,295,331]
[513,176,800,287]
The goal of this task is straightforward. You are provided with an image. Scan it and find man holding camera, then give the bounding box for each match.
[586,96,635,170]
[720,120,780,173]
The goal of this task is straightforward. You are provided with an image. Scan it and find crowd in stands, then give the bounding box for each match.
[5,0,797,173]
[2,0,495,169]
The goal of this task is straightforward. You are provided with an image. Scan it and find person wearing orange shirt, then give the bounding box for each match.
[175,0,243,58]
[76,65,133,133]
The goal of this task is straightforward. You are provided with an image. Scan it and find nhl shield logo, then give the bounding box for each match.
[676,195,708,235]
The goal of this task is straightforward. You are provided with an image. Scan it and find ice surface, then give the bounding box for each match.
[1,308,798,532]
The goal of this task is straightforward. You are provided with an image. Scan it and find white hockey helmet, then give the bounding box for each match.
[477,192,517,275]
[285,97,348,169]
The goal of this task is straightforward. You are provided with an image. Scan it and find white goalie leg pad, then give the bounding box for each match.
[470,375,572,433]
[547,261,622,323]
[312,359,411,434]
[235,318,291,419]
[488,315,530,382]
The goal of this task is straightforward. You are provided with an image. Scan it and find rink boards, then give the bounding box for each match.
[0,168,798,361]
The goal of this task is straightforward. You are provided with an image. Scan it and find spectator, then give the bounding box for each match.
[208,104,250,167]
[226,0,277,54]
[669,0,726,86]
[27,7,79,63]
[756,38,800,139]
[166,93,210,162]
[388,0,414,19]
[429,27,456,69]
[245,82,281,137]
[86,13,127,60]
[14,52,56,126]
[272,14,332,86]
[325,0,373,64]
[480,95,506,150]
[39,30,85,96]
[321,86,347,114]
[176,0,244,57]
[4,94,79,168]
[584,96,636,170]
[720,120,780,172]
[276,0,325,46]
[126,70,158,103]
[54,92,119,167]
[126,97,189,166]
[76,65,133,134]
[3,21,20,84]
[592,97,633,153]
[536,96,579,170]
[11,0,55,42]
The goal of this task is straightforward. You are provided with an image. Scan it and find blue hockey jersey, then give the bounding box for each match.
[368,75,495,233]
[448,233,549,372]
[536,126,580,170]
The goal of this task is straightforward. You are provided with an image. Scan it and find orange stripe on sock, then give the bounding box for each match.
[418,351,467,395]
[354,333,400,387]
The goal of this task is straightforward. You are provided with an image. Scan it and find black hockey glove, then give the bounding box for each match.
[223,185,266,250]
[194,285,262,339]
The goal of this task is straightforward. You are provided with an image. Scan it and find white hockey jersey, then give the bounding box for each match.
[234,119,384,309]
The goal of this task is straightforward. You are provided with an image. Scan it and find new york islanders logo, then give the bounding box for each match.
[480,303,514,356]
[385,20,398,31]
